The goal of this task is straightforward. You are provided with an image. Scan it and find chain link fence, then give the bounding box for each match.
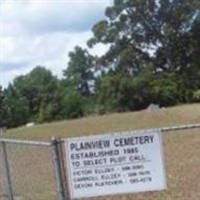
[0,124,200,200]
[0,139,65,200]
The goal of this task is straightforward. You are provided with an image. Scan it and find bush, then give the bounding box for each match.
[193,90,200,102]
[61,91,84,119]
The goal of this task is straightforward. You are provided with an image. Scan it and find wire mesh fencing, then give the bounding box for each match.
[0,139,64,200]
[0,124,200,200]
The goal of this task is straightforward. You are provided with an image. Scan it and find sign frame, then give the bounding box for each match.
[64,129,167,199]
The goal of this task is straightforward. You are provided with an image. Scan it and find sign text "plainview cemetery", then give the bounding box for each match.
[65,130,166,198]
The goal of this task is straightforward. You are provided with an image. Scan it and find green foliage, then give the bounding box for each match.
[2,66,86,127]
[2,0,200,128]
[3,85,30,127]
[150,73,181,106]
[63,46,95,96]
[88,0,200,112]
[13,66,60,119]
[2,66,63,127]
[94,66,154,113]
[60,90,84,119]
[0,85,6,127]
[89,0,200,75]
[193,90,200,102]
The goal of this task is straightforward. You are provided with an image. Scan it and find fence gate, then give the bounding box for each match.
[0,138,66,200]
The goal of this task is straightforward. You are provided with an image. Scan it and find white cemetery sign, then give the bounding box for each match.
[64,129,166,198]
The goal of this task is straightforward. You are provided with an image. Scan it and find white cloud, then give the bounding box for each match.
[0,0,112,88]
[1,0,111,36]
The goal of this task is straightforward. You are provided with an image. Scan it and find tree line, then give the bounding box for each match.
[1,0,200,128]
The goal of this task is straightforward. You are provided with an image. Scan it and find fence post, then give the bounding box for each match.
[51,137,66,200]
[1,142,14,200]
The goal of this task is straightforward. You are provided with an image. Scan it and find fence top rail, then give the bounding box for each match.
[60,123,200,142]
[159,123,200,132]
[0,138,51,146]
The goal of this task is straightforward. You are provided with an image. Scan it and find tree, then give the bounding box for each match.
[10,66,61,123]
[59,90,84,119]
[63,46,95,96]
[88,0,200,74]
[3,84,30,127]
[0,85,6,127]
[95,65,155,113]
[88,0,200,109]
[0,85,4,111]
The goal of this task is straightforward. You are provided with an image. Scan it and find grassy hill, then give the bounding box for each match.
[1,103,200,200]
[5,103,200,140]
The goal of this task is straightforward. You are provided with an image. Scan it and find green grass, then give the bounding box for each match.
[1,103,200,200]
[5,103,200,140]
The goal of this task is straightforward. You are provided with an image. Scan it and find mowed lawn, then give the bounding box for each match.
[1,103,200,200]
[6,103,200,140]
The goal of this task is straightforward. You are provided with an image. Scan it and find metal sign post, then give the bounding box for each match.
[51,137,66,200]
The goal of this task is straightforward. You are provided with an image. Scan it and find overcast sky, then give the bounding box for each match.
[0,0,111,88]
